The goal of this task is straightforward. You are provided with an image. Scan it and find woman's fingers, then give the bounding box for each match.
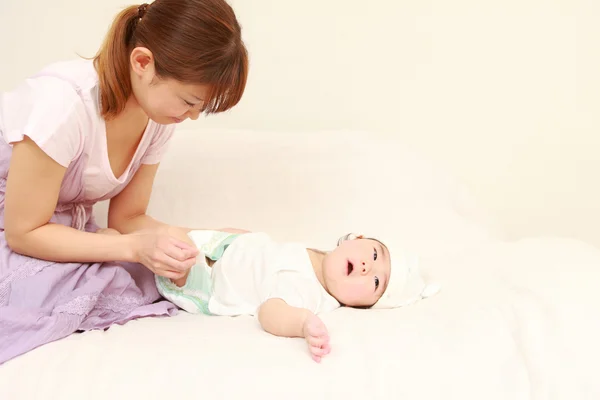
[157,236,199,271]
[169,237,199,256]
[163,242,195,264]
[159,252,197,272]
[148,242,196,273]
[158,269,188,280]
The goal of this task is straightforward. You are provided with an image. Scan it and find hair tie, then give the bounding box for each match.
[138,3,149,19]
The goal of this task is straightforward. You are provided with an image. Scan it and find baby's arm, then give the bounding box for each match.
[258,298,331,362]
[258,298,309,337]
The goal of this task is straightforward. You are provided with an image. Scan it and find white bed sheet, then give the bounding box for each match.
[2,236,599,399]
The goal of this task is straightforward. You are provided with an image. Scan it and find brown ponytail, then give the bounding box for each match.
[93,6,139,120]
[93,0,249,120]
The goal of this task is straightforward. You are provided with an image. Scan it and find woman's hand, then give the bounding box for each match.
[129,228,199,279]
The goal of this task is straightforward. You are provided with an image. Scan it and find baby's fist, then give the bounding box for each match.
[302,313,331,363]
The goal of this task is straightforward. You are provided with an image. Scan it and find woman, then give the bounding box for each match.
[0,0,249,364]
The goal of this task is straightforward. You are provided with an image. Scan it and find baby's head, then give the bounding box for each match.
[321,233,440,309]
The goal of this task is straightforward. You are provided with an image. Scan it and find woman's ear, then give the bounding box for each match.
[130,46,156,80]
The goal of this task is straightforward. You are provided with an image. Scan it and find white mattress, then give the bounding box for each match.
[2,236,600,399]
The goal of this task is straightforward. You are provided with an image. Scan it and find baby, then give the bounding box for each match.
[154,229,441,363]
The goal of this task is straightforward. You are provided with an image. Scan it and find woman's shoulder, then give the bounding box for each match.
[1,58,98,104]
[0,58,100,119]
[30,58,99,93]
[0,59,100,167]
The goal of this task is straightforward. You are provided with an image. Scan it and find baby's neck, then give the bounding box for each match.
[306,248,327,290]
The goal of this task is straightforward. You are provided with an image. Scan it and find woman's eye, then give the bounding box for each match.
[181,97,195,107]
[373,247,378,261]
[374,276,380,289]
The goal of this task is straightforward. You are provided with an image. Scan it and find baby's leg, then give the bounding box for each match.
[173,274,189,287]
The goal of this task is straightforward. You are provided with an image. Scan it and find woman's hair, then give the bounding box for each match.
[93,0,248,119]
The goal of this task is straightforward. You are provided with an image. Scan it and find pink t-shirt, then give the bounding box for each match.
[0,59,175,202]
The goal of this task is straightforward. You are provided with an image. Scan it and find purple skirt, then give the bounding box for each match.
[0,219,178,364]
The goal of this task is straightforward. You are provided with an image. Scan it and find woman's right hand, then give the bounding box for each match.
[129,229,199,279]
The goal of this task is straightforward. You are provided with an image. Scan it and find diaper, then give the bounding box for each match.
[155,230,241,314]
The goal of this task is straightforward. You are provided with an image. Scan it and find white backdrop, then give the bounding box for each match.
[1,0,598,247]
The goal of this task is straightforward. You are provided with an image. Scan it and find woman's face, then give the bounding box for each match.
[129,47,209,125]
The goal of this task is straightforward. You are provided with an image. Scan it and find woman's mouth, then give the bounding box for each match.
[346,261,354,275]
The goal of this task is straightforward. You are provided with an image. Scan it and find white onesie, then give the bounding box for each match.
[155,231,340,316]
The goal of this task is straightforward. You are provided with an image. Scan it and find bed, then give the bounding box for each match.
[1,129,599,399]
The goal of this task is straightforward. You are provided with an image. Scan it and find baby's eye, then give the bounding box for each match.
[373,247,378,261]
[374,276,380,289]
[184,100,195,107]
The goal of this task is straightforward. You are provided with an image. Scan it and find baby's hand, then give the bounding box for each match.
[302,313,331,363]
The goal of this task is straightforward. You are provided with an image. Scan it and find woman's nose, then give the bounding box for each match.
[187,108,201,121]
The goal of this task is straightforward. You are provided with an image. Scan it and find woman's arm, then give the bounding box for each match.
[4,137,135,263]
[106,163,193,244]
[106,163,170,233]
[5,138,196,279]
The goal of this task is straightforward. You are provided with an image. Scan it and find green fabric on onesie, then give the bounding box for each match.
[155,230,241,315]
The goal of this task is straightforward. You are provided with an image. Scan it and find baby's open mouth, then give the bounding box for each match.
[347,261,354,275]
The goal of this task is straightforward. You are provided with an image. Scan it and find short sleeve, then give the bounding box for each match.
[0,76,84,168]
[263,271,322,313]
[140,123,176,165]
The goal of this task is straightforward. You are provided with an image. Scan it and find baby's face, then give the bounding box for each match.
[322,238,391,307]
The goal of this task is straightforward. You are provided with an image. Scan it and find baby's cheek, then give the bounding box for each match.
[339,281,370,303]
